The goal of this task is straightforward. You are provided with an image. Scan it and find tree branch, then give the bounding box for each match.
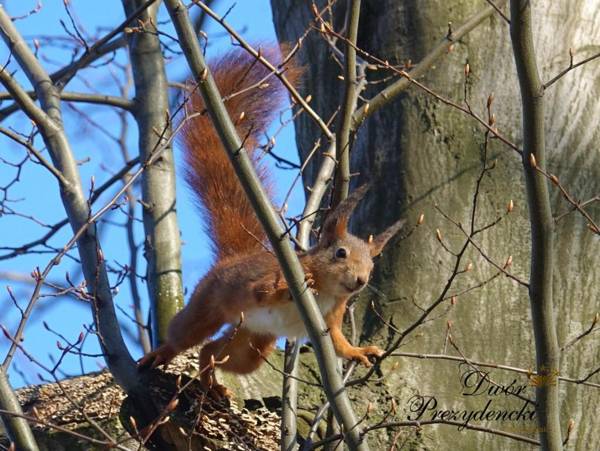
[391,351,600,389]
[281,340,300,451]
[0,156,140,262]
[544,49,600,89]
[510,1,562,449]
[0,6,138,390]
[0,369,39,451]
[351,2,506,130]
[0,1,156,122]
[0,125,69,186]
[0,90,134,111]
[313,419,540,448]
[332,0,361,205]
[122,0,183,347]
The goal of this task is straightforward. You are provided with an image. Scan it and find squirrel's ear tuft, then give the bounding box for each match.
[334,216,348,240]
[369,219,406,257]
[319,184,369,245]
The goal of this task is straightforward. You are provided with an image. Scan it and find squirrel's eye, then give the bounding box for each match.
[335,247,348,259]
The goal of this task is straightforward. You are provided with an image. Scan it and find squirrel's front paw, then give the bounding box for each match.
[305,271,315,287]
[347,345,384,367]
[304,272,319,296]
[137,344,177,370]
[253,275,291,304]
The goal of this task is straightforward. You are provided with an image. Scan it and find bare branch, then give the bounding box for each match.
[0,369,39,451]
[0,7,137,388]
[0,157,140,262]
[313,419,540,448]
[351,2,507,130]
[122,0,183,346]
[0,90,134,112]
[561,313,599,351]
[532,165,600,235]
[391,351,600,389]
[281,340,300,451]
[544,48,600,89]
[0,125,69,186]
[485,0,510,23]
[332,0,361,205]
[510,1,562,448]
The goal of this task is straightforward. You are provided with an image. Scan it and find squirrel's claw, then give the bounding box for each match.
[137,344,176,370]
[304,272,319,296]
[347,345,384,367]
[305,272,315,287]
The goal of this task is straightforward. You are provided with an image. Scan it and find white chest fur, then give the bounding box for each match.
[242,294,337,338]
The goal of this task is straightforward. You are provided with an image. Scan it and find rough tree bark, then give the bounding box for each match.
[272,0,600,449]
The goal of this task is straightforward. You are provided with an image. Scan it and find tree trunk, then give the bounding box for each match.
[122,0,184,347]
[272,1,600,449]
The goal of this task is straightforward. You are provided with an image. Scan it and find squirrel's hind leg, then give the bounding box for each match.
[199,327,276,398]
[138,297,227,370]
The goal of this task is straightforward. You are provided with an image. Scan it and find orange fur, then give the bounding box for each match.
[180,46,302,260]
[139,47,404,399]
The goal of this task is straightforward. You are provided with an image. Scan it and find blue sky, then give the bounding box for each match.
[0,0,304,387]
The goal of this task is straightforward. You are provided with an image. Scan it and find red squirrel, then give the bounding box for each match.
[138,47,405,398]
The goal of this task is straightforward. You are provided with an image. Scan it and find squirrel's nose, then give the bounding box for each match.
[356,276,367,288]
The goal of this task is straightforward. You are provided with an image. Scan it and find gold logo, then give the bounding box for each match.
[529,367,559,387]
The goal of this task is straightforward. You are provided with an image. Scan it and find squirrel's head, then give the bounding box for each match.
[311,185,405,297]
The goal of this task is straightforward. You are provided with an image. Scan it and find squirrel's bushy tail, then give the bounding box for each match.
[180,46,301,261]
